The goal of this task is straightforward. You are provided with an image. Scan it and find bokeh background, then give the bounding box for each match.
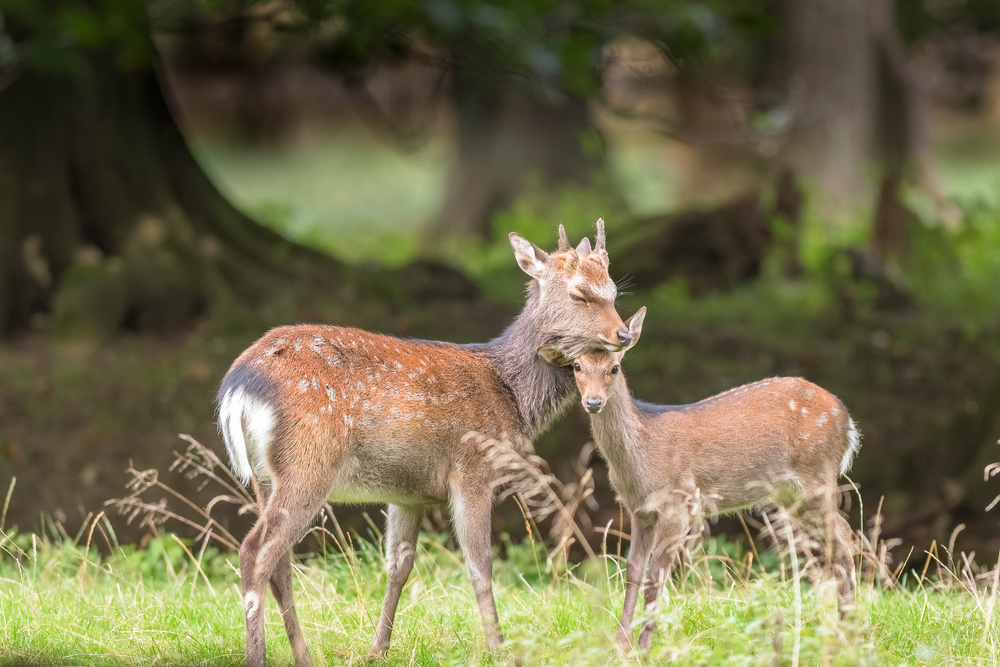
[2,0,1000,567]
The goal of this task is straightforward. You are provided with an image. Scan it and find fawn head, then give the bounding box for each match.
[541,307,645,413]
[510,219,629,361]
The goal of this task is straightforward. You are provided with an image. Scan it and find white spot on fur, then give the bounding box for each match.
[816,412,828,426]
[326,385,336,402]
[298,379,310,392]
[801,407,808,415]
[244,592,260,619]
[788,399,796,411]
[312,376,320,390]
[344,414,354,427]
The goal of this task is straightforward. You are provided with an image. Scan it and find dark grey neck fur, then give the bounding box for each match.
[464,285,576,439]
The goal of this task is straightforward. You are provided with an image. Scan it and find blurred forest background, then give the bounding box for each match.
[1,0,1000,569]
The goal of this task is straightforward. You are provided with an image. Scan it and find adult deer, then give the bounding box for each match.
[217,222,629,666]
[543,307,859,653]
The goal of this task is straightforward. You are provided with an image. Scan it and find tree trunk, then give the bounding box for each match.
[775,0,877,209]
[430,43,601,240]
[0,57,345,336]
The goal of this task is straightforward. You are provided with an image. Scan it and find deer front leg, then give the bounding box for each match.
[370,504,424,656]
[616,511,656,654]
[637,513,685,651]
[450,480,503,648]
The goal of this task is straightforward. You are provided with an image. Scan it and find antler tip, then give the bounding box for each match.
[557,223,570,251]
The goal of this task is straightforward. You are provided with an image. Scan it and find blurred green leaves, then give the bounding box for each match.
[0,0,154,77]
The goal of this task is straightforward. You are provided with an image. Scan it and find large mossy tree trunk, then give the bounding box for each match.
[0,57,345,336]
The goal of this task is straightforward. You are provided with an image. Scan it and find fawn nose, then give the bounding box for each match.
[617,330,633,347]
[585,397,603,413]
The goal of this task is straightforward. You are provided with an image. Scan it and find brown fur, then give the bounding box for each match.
[217,222,629,665]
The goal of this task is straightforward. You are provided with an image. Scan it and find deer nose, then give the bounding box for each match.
[585,397,603,413]
[617,330,633,347]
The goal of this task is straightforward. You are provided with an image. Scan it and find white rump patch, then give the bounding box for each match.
[840,418,862,476]
[219,387,276,486]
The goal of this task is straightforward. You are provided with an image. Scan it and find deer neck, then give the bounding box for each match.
[589,375,648,503]
[472,289,577,439]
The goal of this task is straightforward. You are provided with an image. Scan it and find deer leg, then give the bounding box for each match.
[449,481,503,648]
[240,482,331,667]
[827,505,857,615]
[637,514,685,652]
[616,511,656,654]
[270,551,313,667]
[370,504,424,656]
[796,485,856,617]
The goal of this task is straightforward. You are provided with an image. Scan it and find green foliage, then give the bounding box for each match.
[438,175,631,303]
[1,0,155,76]
[903,197,1000,334]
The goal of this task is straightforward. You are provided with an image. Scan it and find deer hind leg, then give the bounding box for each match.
[449,479,503,648]
[271,551,313,667]
[240,478,333,667]
[795,484,856,616]
[637,512,686,652]
[828,507,857,615]
[616,511,657,654]
[370,504,424,656]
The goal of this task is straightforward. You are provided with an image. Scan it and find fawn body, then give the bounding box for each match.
[548,307,860,652]
[217,223,629,666]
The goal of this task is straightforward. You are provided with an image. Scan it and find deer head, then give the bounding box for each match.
[509,219,629,364]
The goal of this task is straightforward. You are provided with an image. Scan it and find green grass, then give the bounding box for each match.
[3,525,999,666]
[190,128,449,267]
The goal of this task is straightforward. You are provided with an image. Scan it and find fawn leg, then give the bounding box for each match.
[637,514,685,651]
[616,511,656,653]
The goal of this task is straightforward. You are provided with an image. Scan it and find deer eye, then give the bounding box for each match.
[569,293,586,303]
[611,365,620,374]
[573,363,581,372]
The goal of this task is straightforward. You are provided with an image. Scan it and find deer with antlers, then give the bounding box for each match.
[543,306,859,653]
[217,222,630,666]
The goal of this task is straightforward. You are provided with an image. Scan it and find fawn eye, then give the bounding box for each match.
[569,293,585,303]
[573,363,581,372]
[611,365,620,374]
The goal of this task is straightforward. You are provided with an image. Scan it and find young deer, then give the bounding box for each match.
[217,222,631,666]
[543,307,860,653]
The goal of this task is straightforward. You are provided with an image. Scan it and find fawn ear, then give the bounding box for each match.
[537,345,571,367]
[510,233,550,281]
[622,306,646,352]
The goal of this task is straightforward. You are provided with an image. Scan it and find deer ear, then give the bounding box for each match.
[510,233,550,280]
[537,345,571,367]
[622,306,646,352]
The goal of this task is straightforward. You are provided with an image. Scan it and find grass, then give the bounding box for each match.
[2,439,1000,667]
[3,526,1000,666]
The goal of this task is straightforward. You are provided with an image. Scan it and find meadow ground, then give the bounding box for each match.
[2,459,999,667]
